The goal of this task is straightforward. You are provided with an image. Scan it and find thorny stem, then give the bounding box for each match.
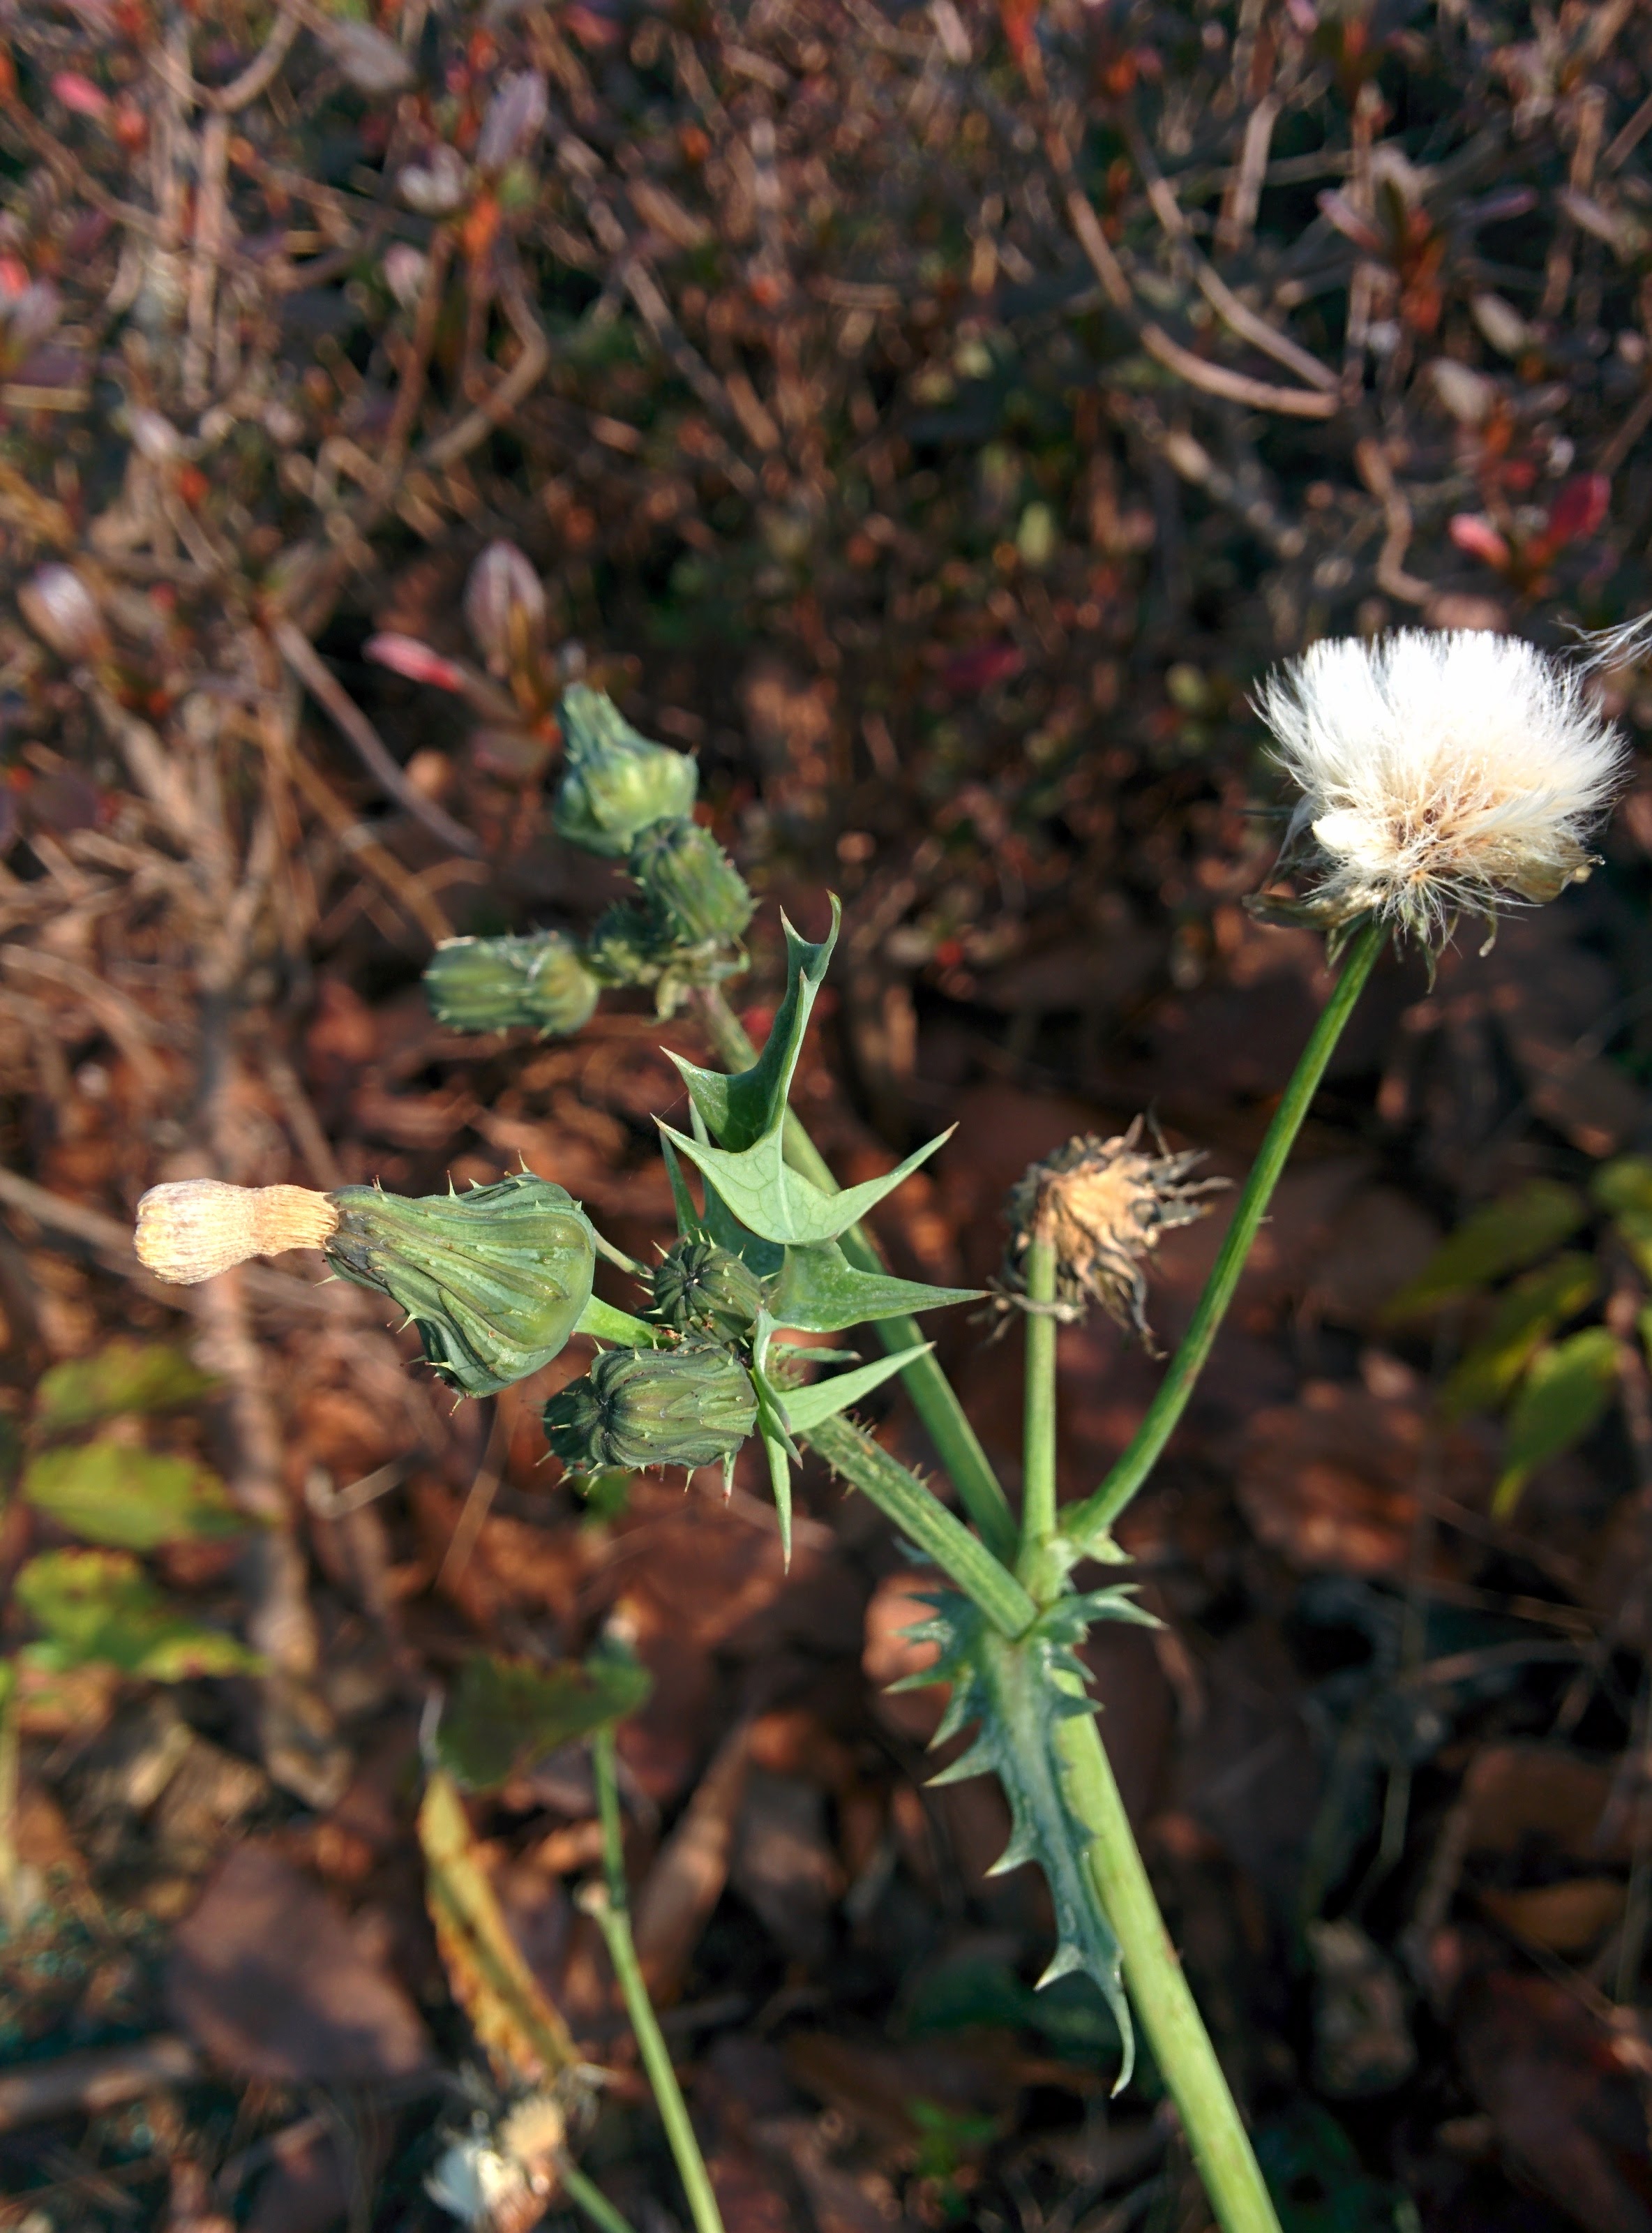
[1062,916,1386,1552]
[1058,1712,1284,2233]
[696,985,1019,1564]
[587,1728,726,2233]
[804,1413,1037,1638]
[1016,1222,1280,2228]
[1018,1236,1060,1593]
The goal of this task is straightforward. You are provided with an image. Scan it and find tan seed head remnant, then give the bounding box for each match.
[1005,1120,1226,1347]
[134,1180,339,1284]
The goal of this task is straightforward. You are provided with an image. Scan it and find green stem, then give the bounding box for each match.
[1018,1220,1277,2227]
[587,1729,726,2233]
[557,2158,639,2233]
[1058,1712,1282,2233]
[1061,916,1384,1552]
[1018,1236,1059,1591]
[697,986,1018,1564]
[804,1412,1036,1640]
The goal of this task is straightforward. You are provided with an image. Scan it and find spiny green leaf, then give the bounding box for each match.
[34,1340,217,1440]
[1494,1324,1620,1517]
[659,1131,704,1240]
[758,1420,794,1564]
[699,1174,785,1277]
[658,1117,953,1247]
[767,1241,982,1334]
[1383,1180,1586,1320]
[1439,1252,1601,1421]
[22,1442,248,1551]
[15,1548,261,1679]
[573,1294,660,1347]
[748,1314,800,1562]
[436,1647,652,1791]
[668,904,840,1148]
[779,1344,935,1432]
[901,1592,1140,2085]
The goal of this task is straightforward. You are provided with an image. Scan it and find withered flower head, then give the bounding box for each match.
[1005,1121,1224,1346]
[135,1181,338,1283]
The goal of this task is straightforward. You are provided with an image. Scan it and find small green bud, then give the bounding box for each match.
[629,817,753,948]
[651,1237,765,1343]
[325,1173,596,1396]
[424,932,601,1038]
[542,1345,757,1473]
[554,685,698,858]
[582,903,665,989]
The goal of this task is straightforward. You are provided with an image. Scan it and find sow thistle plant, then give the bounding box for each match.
[129,627,1628,2233]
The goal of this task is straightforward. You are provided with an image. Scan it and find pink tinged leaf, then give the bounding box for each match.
[18,565,108,661]
[1317,190,1383,255]
[476,72,548,174]
[365,634,467,692]
[1448,514,1512,571]
[1545,472,1610,548]
[940,641,1024,694]
[52,71,110,119]
[464,542,546,673]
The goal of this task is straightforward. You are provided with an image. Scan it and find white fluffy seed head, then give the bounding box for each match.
[1255,629,1628,945]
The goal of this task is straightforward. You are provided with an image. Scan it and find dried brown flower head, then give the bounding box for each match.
[1005,1120,1225,1347]
[134,1181,338,1283]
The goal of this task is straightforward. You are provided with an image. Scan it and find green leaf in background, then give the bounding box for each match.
[21,1442,247,1550]
[436,1646,652,1791]
[0,1414,23,1497]
[904,1952,1124,2063]
[668,903,839,1149]
[1593,1154,1652,1280]
[33,1339,217,1439]
[1494,1324,1620,1517]
[1590,1155,1652,1218]
[15,1548,261,1679]
[1254,2105,1416,2233]
[767,1240,982,1334]
[1383,1180,1586,1319]
[1439,1252,1600,1421]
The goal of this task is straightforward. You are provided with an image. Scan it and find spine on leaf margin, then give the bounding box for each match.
[896,1585,1159,2086]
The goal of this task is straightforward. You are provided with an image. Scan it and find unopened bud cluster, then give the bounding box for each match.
[422,683,753,1037]
[541,1344,757,1475]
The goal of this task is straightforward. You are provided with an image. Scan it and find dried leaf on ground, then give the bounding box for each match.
[165,1844,433,2083]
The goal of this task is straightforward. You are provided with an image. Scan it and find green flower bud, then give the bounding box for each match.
[424,932,601,1038]
[325,1173,596,1396]
[650,1237,764,1344]
[582,903,665,989]
[542,1345,757,1473]
[629,817,753,948]
[553,685,698,858]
